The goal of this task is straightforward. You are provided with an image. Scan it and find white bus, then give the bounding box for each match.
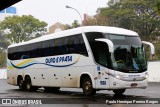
[7,26,154,95]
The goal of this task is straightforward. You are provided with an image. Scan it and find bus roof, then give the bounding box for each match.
[8,26,139,48]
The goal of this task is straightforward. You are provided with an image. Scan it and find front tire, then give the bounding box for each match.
[113,89,126,95]
[82,78,96,95]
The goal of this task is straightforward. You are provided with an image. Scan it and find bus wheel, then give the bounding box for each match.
[25,77,37,91]
[18,77,25,90]
[113,89,126,95]
[82,78,96,95]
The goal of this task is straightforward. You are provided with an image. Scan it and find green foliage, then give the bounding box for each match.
[97,0,160,40]
[83,16,97,26]
[0,31,10,49]
[0,31,9,67]
[156,0,160,14]
[72,20,80,28]
[65,20,81,29]
[0,51,6,67]
[0,15,48,43]
[65,24,73,29]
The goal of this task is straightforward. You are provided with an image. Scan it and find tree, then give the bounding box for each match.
[156,0,160,14]
[72,20,80,28]
[0,31,9,50]
[0,15,48,43]
[83,16,97,26]
[65,20,81,30]
[0,51,6,68]
[65,24,73,29]
[0,31,9,68]
[97,0,160,40]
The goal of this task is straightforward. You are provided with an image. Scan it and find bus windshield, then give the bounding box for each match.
[85,32,147,73]
[107,34,147,73]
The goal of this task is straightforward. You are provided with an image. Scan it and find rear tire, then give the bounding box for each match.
[113,89,126,95]
[82,78,96,96]
[25,76,37,91]
[18,77,25,90]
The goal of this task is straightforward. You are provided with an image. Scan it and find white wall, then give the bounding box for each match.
[0,69,7,79]
[0,13,14,21]
[148,61,160,82]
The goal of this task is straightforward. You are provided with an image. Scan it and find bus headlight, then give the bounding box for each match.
[115,75,120,79]
[145,73,149,79]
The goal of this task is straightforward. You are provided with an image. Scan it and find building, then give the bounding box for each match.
[82,13,97,26]
[82,13,89,26]
[0,6,17,21]
[47,22,66,34]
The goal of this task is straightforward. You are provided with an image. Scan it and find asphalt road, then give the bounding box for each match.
[0,79,160,107]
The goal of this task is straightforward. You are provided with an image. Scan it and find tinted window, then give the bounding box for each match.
[74,34,88,56]
[53,34,88,56]
[8,34,88,60]
[86,32,110,67]
[20,45,30,59]
[108,34,141,46]
[30,42,42,58]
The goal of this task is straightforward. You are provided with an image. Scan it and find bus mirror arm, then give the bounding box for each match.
[142,41,155,55]
[95,38,114,53]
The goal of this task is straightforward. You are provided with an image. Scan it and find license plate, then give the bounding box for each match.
[131,83,137,87]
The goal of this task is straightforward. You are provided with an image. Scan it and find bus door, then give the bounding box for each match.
[95,66,110,89]
[94,42,110,89]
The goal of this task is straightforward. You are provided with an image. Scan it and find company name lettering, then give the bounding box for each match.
[128,75,140,77]
[45,56,72,64]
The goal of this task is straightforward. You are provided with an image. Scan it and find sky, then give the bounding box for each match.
[13,0,109,27]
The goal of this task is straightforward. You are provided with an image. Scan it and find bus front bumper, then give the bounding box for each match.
[109,77,148,89]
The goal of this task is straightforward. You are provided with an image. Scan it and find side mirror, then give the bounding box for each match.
[142,41,155,55]
[95,38,114,53]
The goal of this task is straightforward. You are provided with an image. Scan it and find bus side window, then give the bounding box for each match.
[71,34,88,56]
[42,40,51,57]
[21,55,30,59]
[67,37,75,54]
[54,39,59,55]
[77,35,88,56]
[98,45,108,67]
[37,42,42,57]
[58,38,67,55]
[20,45,30,59]
[47,39,54,56]
[62,37,68,54]
[30,43,36,58]
[86,32,109,67]
[95,42,109,67]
